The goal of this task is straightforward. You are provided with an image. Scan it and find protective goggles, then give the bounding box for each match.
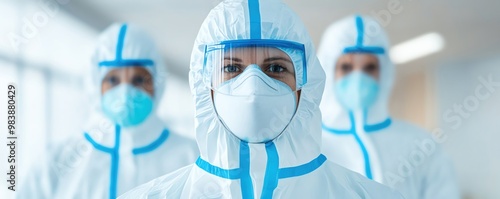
[202,39,307,95]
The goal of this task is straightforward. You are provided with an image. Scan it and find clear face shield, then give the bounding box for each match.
[202,39,307,143]
[203,39,307,96]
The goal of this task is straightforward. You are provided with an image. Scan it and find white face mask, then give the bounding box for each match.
[213,65,297,143]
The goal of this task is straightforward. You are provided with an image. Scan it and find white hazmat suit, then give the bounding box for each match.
[317,15,460,199]
[17,23,198,199]
[119,1,403,199]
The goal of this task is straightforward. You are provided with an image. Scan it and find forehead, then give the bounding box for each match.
[223,47,290,59]
[337,53,379,62]
[106,66,151,76]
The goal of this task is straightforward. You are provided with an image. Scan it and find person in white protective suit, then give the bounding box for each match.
[118,1,404,199]
[317,15,460,199]
[17,23,198,199]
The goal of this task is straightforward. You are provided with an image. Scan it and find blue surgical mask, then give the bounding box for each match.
[334,71,379,111]
[101,84,154,127]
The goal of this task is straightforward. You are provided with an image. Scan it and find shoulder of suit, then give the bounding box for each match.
[119,165,193,198]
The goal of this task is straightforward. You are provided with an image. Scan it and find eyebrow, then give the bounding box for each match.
[264,57,293,63]
[224,57,242,62]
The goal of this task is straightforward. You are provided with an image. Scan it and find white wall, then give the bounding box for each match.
[434,55,500,199]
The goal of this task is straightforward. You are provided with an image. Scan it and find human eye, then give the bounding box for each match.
[364,63,378,73]
[266,63,286,73]
[340,63,353,73]
[223,64,241,73]
[106,76,120,86]
[132,75,146,86]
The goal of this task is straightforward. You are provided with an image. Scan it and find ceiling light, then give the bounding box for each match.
[390,32,445,64]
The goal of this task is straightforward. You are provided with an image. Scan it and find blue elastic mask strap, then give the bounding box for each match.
[261,142,279,199]
[83,125,121,199]
[248,0,262,39]
[132,129,170,155]
[240,141,255,199]
[278,154,327,179]
[355,15,364,46]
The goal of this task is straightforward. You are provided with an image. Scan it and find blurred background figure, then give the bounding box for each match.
[317,15,459,199]
[15,23,198,199]
[0,0,499,199]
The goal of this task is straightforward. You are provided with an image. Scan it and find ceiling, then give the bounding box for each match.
[61,0,500,81]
